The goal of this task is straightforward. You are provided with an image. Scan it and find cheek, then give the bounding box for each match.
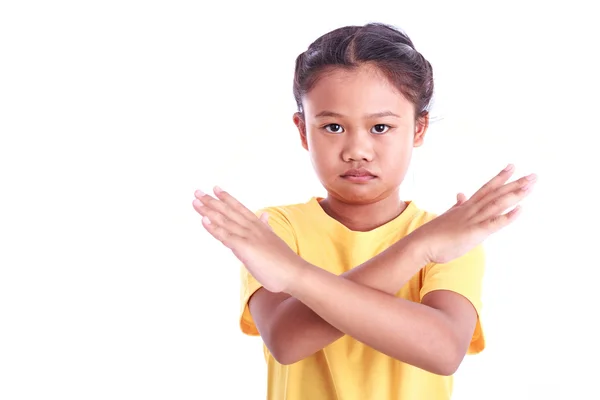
[378,141,413,169]
[310,146,336,170]
[308,133,334,159]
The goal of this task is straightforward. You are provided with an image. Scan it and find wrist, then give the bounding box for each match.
[403,229,432,266]
[283,258,312,294]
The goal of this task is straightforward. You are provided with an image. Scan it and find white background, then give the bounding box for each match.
[1,1,598,399]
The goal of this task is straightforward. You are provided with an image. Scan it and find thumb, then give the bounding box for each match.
[259,212,272,230]
[453,193,467,208]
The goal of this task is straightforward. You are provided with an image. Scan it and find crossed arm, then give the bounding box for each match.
[195,166,535,375]
[248,232,480,376]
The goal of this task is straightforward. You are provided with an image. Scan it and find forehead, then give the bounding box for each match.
[303,65,413,116]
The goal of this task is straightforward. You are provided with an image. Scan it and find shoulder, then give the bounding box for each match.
[402,201,440,232]
[257,198,315,217]
[253,198,318,251]
[255,198,318,227]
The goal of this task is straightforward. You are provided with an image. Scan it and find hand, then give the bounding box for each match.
[411,164,537,264]
[192,187,305,293]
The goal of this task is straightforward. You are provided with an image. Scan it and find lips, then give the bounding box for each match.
[341,168,376,178]
[340,168,377,183]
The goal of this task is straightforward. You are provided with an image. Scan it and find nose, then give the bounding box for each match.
[341,131,374,162]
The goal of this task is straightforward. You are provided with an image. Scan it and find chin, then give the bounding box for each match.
[329,186,386,205]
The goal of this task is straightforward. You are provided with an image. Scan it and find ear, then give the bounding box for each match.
[413,112,429,148]
[293,112,308,151]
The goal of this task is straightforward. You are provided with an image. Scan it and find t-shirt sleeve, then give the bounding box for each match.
[420,245,486,354]
[239,207,299,336]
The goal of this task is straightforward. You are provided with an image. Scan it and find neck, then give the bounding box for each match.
[320,189,407,232]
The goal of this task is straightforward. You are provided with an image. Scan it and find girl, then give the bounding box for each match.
[192,22,535,400]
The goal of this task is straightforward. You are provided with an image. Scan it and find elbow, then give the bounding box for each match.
[263,325,301,366]
[272,351,297,366]
[269,342,301,366]
[266,336,291,365]
[433,358,460,377]
[413,332,465,376]
[431,343,465,376]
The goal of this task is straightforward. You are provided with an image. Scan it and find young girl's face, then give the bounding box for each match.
[294,64,427,204]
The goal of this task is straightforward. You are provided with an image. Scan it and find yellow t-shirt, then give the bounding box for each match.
[239,197,485,400]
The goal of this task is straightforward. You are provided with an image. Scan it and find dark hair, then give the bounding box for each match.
[293,23,434,120]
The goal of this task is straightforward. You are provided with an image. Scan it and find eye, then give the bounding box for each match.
[324,124,344,134]
[371,124,390,134]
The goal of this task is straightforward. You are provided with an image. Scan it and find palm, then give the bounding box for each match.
[230,227,300,293]
[413,165,536,265]
[192,188,304,293]
[419,206,487,264]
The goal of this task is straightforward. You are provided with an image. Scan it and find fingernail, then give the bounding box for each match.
[195,189,206,197]
[214,186,223,194]
[503,164,514,172]
[521,180,536,191]
[203,216,211,225]
[526,173,537,181]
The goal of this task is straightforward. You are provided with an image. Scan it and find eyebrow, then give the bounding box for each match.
[314,110,401,119]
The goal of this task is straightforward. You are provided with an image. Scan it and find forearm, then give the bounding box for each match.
[269,233,428,364]
[342,230,426,292]
[286,262,458,375]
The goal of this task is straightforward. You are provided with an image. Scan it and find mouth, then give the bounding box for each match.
[340,168,377,183]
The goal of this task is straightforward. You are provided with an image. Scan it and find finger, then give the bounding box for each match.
[201,216,240,248]
[482,205,522,233]
[212,186,261,224]
[196,189,250,228]
[193,198,248,237]
[483,173,537,204]
[476,180,534,222]
[468,164,515,203]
